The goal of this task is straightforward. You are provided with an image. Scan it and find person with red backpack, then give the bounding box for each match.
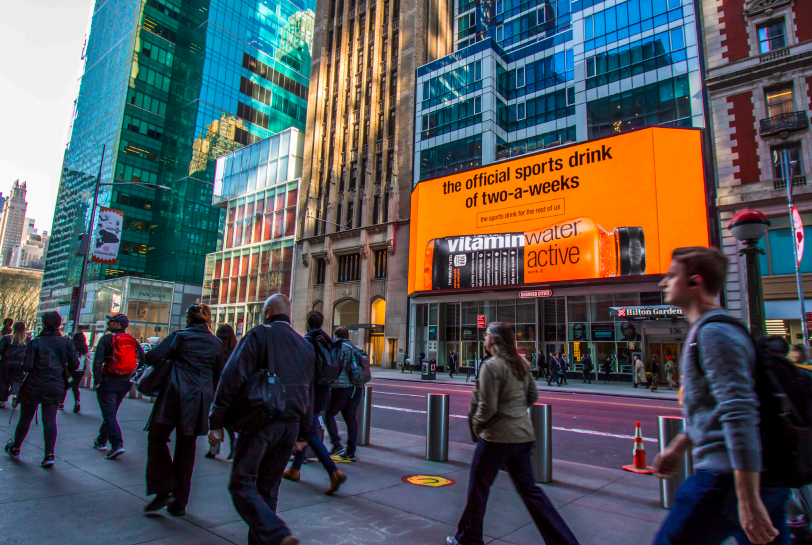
[92,313,145,460]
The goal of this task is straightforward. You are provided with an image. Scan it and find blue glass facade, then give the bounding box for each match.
[41,0,314,322]
[413,0,704,184]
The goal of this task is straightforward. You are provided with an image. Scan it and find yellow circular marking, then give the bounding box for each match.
[402,474,456,487]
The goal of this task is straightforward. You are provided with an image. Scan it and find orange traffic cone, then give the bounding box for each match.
[622,422,653,474]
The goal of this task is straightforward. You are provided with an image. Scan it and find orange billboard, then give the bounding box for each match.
[408,128,709,295]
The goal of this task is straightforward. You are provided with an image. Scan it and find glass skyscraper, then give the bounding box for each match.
[413,0,703,183]
[40,0,314,333]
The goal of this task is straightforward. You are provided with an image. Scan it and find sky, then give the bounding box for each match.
[0,1,95,234]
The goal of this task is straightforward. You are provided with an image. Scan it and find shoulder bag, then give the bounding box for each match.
[133,333,182,397]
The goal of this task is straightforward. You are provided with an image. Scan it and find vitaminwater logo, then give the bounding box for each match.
[445,233,525,252]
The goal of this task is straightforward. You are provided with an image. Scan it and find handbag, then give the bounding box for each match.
[133,333,182,397]
[222,323,287,435]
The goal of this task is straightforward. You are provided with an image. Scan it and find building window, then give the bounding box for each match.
[757,223,812,276]
[771,144,803,180]
[337,253,361,281]
[336,203,343,231]
[315,258,326,284]
[346,201,354,229]
[374,249,388,278]
[758,19,786,53]
[765,85,794,118]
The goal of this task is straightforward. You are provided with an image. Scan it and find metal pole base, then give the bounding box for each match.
[530,403,553,483]
[658,416,692,509]
[357,385,372,446]
[427,393,450,462]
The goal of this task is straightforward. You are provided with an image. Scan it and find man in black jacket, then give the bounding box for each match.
[92,313,145,460]
[581,353,593,383]
[209,294,314,545]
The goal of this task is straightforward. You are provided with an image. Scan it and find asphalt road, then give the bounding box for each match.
[361,378,682,470]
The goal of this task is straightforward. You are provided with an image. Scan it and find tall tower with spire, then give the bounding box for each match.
[0,181,28,266]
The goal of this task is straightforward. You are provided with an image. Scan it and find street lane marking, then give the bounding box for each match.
[370,382,681,411]
[371,404,657,441]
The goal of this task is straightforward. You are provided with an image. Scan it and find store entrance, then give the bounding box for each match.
[646,336,684,386]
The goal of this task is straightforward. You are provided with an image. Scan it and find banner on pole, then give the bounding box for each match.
[90,207,124,265]
[792,205,804,266]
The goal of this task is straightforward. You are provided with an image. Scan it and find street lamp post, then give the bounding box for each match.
[70,146,171,335]
[728,210,771,339]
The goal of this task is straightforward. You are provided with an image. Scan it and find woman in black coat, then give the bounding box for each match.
[0,322,29,408]
[5,313,79,467]
[143,303,223,516]
[602,357,612,383]
[205,324,238,460]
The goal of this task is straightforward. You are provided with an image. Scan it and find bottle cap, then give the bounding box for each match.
[617,227,645,276]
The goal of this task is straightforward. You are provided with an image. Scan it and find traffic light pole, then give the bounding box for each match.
[71,145,105,336]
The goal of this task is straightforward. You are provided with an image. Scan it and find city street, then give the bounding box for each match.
[367,377,681,470]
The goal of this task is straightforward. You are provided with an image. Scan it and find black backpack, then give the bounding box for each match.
[306,330,343,385]
[695,315,812,488]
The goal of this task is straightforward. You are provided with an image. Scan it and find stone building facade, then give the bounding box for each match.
[704,0,812,339]
[293,0,454,367]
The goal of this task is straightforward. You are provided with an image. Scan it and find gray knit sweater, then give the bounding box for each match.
[681,308,761,473]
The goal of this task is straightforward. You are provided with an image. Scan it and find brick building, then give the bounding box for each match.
[705,0,812,340]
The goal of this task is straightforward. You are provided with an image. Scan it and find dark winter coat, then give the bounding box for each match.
[581,355,593,373]
[549,356,561,374]
[0,334,27,389]
[146,324,223,437]
[18,329,80,406]
[210,315,314,441]
[602,359,612,373]
[305,327,332,413]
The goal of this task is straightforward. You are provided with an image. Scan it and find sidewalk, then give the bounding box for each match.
[374,367,680,401]
[0,393,668,545]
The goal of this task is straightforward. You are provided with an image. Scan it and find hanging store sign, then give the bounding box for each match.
[519,290,553,298]
[477,315,486,328]
[90,207,124,265]
[408,128,710,294]
[792,205,804,265]
[111,293,122,314]
[610,305,684,318]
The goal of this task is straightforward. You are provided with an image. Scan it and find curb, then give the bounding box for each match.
[371,374,680,402]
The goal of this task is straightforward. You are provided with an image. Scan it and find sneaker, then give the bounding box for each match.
[73,403,80,414]
[4,440,19,459]
[166,504,186,517]
[93,439,107,451]
[41,455,55,468]
[144,492,175,513]
[104,445,126,460]
[338,450,357,462]
[329,443,343,456]
[280,537,300,545]
[58,403,64,411]
[105,446,125,460]
[204,452,216,459]
[446,537,460,545]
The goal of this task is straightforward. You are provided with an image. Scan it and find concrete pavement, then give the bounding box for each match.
[0,392,669,545]
[376,367,681,401]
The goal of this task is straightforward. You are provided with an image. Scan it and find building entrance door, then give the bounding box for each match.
[646,336,684,387]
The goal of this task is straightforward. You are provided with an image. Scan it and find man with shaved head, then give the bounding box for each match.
[209,295,315,545]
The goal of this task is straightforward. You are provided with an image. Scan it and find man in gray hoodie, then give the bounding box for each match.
[652,246,788,545]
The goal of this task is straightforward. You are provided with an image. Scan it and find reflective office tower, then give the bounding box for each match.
[39,0,314,337]
[414,0,705,182]
[202,129,304,333]
[292,0,455,366]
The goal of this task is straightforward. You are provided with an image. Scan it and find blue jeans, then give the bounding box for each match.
[325,386,362,455]
[653,470,789,545]
[229,421,299,545]
[290,413,337,474]
[96,381,131,448]
[456,440,580,545]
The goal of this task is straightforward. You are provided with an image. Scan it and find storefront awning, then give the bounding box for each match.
[765,300,812,320]
[609,305,684,319]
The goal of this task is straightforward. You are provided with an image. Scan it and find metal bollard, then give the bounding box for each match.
[658,416,693,509]
[356,385,372,446]
[426,393,449,462]
[530,403,553,483]
[128,383,140,399]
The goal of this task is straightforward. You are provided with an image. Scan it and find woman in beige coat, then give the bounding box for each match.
[448,322,580,545]
[633,356,647,388]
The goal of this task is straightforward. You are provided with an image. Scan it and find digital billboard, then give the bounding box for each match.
[408,128,709,294]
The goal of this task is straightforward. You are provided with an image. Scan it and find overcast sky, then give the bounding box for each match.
[1,1,94,234]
